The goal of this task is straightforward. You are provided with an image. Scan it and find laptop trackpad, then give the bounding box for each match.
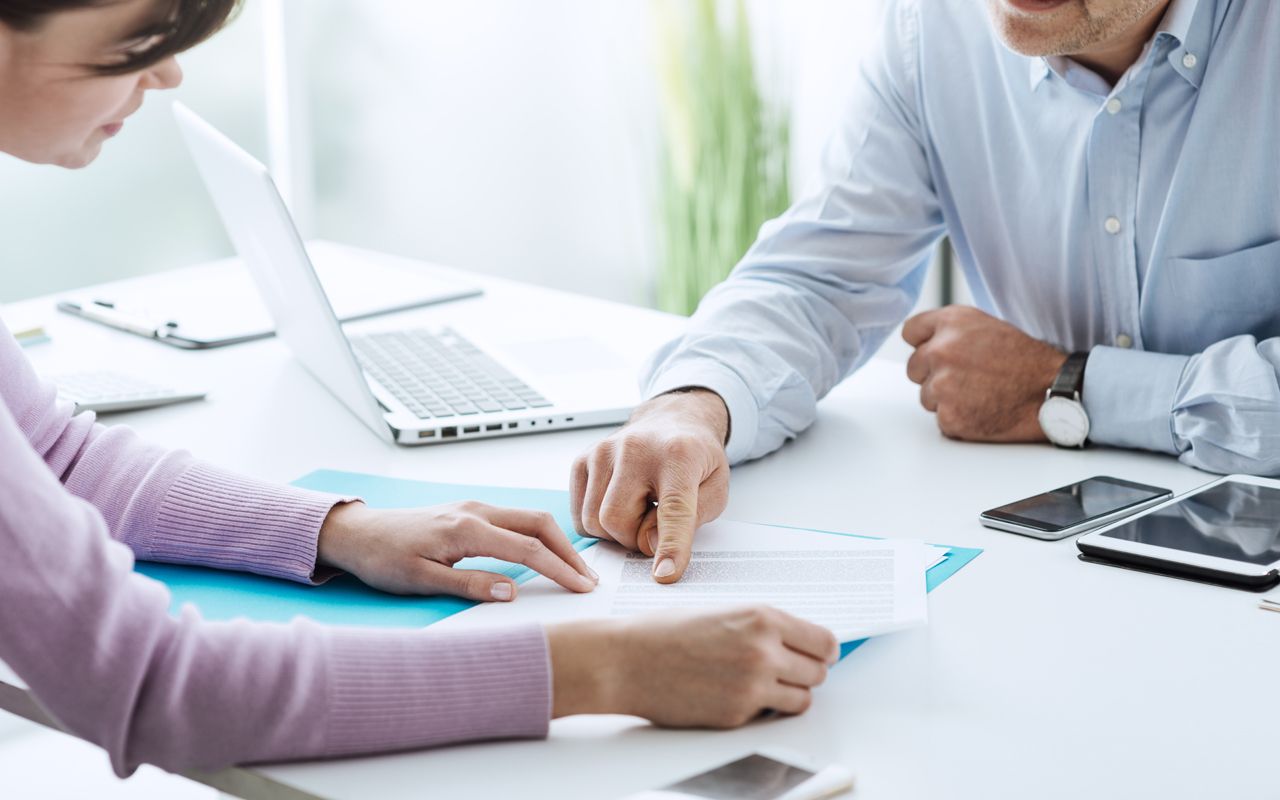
[496,337,622,375]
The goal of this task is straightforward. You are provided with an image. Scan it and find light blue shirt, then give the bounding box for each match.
[643,0,1280,474]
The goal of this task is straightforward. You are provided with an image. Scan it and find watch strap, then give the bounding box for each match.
[1049,351,1089,399]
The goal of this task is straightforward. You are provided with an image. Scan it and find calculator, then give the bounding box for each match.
[53,370,207,414]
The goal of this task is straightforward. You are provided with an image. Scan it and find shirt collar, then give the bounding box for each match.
[1160,0,1211,89]
[1028,0,1211,92]
[1159,0,1201,46]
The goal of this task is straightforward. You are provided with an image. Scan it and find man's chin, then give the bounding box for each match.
[990,15,1083,58]
[987,0,1090,57]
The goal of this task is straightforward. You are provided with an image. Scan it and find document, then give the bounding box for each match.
[437,520,935,643]
[600,523,929,642]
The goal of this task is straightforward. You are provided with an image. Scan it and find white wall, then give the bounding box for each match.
[299,0,886,308]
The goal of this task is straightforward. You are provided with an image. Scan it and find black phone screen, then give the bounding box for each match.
[1099,480,1280,565]
[661,754,816,800]
[984,477,1169,532]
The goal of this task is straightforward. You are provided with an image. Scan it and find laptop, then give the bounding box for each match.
[172,101,638,445]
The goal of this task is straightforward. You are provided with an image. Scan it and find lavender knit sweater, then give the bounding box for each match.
[0,318,550,777]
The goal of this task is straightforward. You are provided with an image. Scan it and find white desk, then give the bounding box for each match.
[2,252,1274,799]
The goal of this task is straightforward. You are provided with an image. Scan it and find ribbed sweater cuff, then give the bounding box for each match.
[321,625,551,755]
[142,462,353,584]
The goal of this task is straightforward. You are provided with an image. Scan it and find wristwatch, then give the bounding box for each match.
[1038,351,1090,448]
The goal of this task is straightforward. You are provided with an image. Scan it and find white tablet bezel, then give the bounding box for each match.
[1077,474,1280,578]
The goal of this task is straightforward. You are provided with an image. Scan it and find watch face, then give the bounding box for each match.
[1039,395,1090,447]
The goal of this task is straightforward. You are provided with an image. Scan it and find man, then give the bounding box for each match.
[572,0,1280,583]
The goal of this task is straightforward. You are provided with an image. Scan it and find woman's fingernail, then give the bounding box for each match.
[491,582,513,601]
[586,566,600,582]
[647,530,659,554]
[654,558,676,579]
[577,573,597,592]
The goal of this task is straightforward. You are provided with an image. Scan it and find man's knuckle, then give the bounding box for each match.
[588,445,614,471]
[598,506,631,535]
[614,432,651,460]
[665,435,705,462]
[932,336,956,359]
[937,408,966,439]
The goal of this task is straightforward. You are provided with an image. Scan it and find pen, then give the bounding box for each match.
[59,300,164,338]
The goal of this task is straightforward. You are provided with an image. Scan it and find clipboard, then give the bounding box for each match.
[57,241,482,349]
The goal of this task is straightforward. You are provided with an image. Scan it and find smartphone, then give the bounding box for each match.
[980,476,1172,541]
[622,752,853,800]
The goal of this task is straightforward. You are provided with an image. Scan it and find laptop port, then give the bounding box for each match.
[565,417,575,423]
[418,430,436,439]
[463,425,480,434]
[507,422,518,429]
[486,424,502,432]
[442,426,458,438]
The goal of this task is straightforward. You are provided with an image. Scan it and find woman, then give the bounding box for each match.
[0,0,839,780]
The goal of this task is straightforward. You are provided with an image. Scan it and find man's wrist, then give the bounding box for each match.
[637,387,730,447]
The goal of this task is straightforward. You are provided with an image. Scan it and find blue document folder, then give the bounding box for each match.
[136,469,981,657]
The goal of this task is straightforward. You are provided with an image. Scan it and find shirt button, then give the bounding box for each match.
[1104,216,1122,235]
[1182,52,1198,69]
[1115,333,1133,349]
[1106,98,1123,115]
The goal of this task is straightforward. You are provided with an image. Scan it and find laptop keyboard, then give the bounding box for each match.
[350,328,552,419]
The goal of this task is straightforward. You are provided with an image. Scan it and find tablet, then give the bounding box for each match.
[1077,474,1280,589]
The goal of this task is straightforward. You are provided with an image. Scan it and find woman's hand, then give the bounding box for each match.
[317,501,598,601]
[548,605,839,727]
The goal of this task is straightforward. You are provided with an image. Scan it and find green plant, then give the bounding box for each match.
[654,0,790,315]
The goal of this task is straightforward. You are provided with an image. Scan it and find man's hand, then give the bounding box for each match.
[570,389,730,583]
[902,305,1067,441]
[317,501,599,601]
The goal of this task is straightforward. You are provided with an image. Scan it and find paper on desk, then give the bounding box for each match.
[435,520,932,643]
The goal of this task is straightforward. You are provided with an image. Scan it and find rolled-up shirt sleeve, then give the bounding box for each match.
[1082,345,1190,454]
[1085,336,1280,476]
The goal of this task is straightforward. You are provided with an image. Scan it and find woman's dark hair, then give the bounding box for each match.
[0,0,241,75]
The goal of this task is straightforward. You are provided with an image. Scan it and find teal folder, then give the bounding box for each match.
[136,469,981,657]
